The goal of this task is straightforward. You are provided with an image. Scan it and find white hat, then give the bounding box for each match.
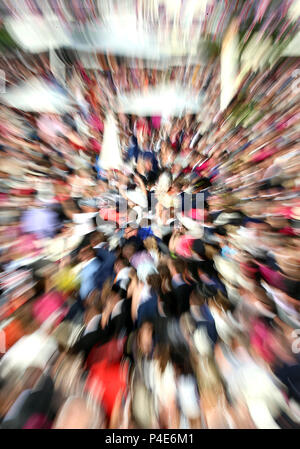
[137,262,158,283]
[214,212,241,226]
[126,189,148,208]
[176,213,204,237]
[155,172,172,194]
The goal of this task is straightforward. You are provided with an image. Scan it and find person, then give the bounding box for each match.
[53,396,103,429]
[0,27,299,430]
[113,256,132,290]
[63,246,102,322]
[0,372,55,429]
[90,232,116,292]
[69,284,132,360]
[186,285,218,346]
[168,258,194,317]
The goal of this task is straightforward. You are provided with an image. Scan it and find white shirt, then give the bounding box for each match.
[115,267,131,290]
[0,331,58,378]
[73,212,97,237]
[83,314,102,336]
[177,375,201,420]
[111,299,125,320]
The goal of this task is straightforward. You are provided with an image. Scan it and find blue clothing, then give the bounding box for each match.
[171,274,185,288]
[242,217,264,226]
[95,247,116,291]
[221,246,237,260]
[196,304,218,345]
[126,138,140,163]
[137,227,154,241]
[274,363,300,402]
[209,168,219,179]
[209,276,227,295]
[79,258,102,300]
[120,235,143,251]
[3,390,31,423]
[137,292,158,328]
[142,151,159,172]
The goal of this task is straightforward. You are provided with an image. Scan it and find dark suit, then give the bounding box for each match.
[172,283,193,317]
[70,298,133,360]
[95,247,116,291]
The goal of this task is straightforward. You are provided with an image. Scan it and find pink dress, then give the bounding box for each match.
[257,263,284,290]
[151,116,161,130]
[32,291,68,326]
[250,319,276,364]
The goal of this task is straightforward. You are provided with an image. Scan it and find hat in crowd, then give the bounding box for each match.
[214,212,243,226]
[171,236,190,259]
[176,211,204,237]
[137,262,158,283]
[126,189,148,208]
[195,282,217,298]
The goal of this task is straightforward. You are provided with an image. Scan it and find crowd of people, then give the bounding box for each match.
[0,10,299,428]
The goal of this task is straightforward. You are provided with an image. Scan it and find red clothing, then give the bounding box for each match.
[136,118,151,136]
[89,115,104,133]
[89,138,102,154]
[279,227,297,236]
[85,360,129,418]
[182,167,192,174]
[252,148,276,163]
[1,319,25,351]
[10,188,35,196]
[195,159,211,175]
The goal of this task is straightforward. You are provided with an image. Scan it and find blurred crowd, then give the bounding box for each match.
[0,2,299,430]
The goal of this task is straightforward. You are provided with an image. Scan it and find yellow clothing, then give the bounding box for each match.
[52,267,79,293]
